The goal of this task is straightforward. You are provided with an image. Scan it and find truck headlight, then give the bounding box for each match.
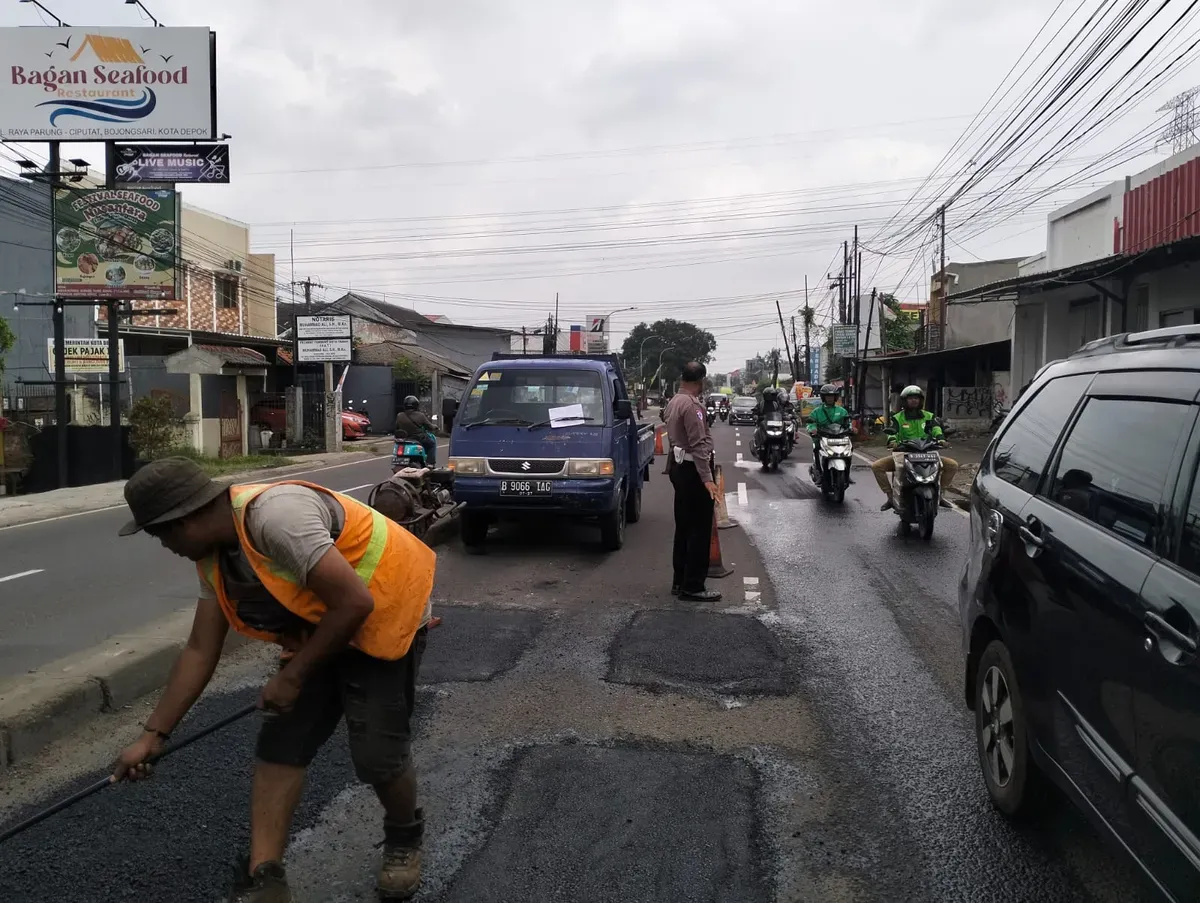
[568,458,615,476]
[448,457,484,474]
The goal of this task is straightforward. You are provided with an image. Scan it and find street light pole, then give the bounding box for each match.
[637,334,663,404]
[657,344,676,397]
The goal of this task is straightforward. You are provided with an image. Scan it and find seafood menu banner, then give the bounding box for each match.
[54,187,179,300]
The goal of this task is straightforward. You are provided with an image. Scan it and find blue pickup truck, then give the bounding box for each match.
[446,353,656,551]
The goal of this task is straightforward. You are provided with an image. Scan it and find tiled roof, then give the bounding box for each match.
[194,345,268,366]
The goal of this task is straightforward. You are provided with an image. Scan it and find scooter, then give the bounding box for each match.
[783,415,797,457]
[719,405,729,423]
[811,422,853,502]
[889,437,946,540]
[706,404,717,427]
[753,417,787,471]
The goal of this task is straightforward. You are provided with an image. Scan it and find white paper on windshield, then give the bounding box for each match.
[548,403,586,428]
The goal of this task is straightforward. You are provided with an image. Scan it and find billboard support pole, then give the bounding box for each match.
[104,143,122,480]
[47,140,70,489]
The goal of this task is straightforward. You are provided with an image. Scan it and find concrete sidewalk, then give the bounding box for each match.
[853,434,991,499]
[0,438,392,530]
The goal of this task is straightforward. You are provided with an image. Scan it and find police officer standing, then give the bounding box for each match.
[664,361,721,602]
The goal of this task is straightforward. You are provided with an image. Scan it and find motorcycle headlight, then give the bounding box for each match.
[912,472,938,483]
[567,458,615,477]
[448,457,484,474]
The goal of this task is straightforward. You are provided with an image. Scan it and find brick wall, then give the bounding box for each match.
[98,263,248,334]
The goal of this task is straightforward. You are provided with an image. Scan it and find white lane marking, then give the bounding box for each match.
[735,440,741,447]
[736,452,744,463]
[744,576,759,585]
[852,452,969,517]
[0,569,44,583]
[745,591,761,603]
[0,454,399,532]
[339,483,376,493]
[737,482,748,507]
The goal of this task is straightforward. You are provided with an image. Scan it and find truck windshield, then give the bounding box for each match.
[459,368,607,427]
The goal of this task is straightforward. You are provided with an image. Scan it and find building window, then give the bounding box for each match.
[1160,308,1200,328]
[216,277,238,310]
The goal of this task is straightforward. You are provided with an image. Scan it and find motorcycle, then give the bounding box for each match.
[783,414,797,457]
[889,437,946,540]
[706,404,717,427]
[368,437,464,540]
[810,422,853,502]
[753,416,787,471]
[718,404,729,423]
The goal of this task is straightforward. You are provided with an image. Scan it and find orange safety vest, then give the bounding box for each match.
[198,481,435,660]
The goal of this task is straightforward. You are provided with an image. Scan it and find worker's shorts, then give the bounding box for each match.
[256,627,427,785]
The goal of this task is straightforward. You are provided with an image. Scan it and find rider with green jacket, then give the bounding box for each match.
[871,385,958,509]
[808,385,853,481]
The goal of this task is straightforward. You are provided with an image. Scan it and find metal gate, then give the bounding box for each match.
[219,392,243,459]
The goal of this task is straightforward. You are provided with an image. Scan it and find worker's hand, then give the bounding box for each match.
[705,481,720,502]
[258,669,304,714]
[111,732,165,783]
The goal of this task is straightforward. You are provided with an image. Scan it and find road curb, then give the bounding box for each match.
[0,611,252,774]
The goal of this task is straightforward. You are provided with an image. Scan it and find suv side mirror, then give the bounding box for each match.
[613,399,633,420]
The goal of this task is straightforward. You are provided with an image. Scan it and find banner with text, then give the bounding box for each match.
[115,143,229,183]
[54,187,179,300]
[0,27,216,141]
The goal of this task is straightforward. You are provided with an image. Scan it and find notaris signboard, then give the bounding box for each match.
[54,187,180,300]
[0,27,216,141]
[114,143,229,183]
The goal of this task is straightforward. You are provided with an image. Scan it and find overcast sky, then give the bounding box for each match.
[2,0,1188,371]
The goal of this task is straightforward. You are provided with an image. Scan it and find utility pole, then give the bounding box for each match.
[790,316,799,384]
[803,275,812,388]
[775,298,793,383]
[938,204,947,341]
[553,292,560,353]
[840,241,849,324]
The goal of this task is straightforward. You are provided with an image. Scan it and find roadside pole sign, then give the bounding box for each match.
[831,324,858,357]
[295,315,352,362]
[585,314,609,353]
[47,337,126,373]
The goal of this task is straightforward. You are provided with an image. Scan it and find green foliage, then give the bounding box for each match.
[128,395,184,460]
[0,314,14,376]
[620,319,717,385]
[391,355,431,391]
[879,293,916,352]
[165,445,284,476]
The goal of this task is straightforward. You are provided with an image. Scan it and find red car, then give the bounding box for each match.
[250,403,371,441]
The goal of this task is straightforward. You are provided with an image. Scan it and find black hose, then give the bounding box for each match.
[0,702,257,845]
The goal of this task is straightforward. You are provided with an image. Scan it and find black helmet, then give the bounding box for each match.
[403,395,420,411]
[819,383,839,401]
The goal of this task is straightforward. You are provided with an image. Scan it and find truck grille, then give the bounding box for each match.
[488,459,565,475]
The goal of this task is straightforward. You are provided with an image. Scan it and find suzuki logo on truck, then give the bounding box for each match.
[521,461,531,471]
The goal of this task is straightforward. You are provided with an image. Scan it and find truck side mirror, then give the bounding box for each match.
[613,399,633,420]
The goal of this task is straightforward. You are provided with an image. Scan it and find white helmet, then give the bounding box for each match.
[900,385,924,400]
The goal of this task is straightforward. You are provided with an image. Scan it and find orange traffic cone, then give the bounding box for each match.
[708,511,734,578]
[654,426,665,455]
[714,464,738,529]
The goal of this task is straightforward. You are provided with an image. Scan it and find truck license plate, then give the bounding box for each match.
[500,480,552,497]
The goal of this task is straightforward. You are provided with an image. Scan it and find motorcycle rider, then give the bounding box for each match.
[871,385,958,510]
[751,386,785,456]
[807,384,852,479]
[393,396,438,467]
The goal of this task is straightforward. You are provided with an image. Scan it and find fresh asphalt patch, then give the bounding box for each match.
[441,742,769,903]
[0,686,390,903]
[421,606,548,683]
[607,610,790,696]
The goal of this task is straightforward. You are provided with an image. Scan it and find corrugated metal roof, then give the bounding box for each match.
[194,345,268,366]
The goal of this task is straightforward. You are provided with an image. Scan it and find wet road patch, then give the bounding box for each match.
[421,606,546,683]
[607,609,789,695]
[441,743,769,903]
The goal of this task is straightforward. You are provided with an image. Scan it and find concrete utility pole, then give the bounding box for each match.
[938,204,947,339]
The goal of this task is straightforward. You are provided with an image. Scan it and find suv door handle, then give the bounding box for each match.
[1017,523,1045,549]
[1144,612,1198,655]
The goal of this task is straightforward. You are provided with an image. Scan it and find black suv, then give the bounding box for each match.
[959,325,1200,902]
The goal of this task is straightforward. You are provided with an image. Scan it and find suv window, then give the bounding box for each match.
[992,374,1091,493]
[1180,461,1200,579]
[1048,397,1191,551]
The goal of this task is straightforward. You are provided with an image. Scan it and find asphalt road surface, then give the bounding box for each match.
[0,420,1161,902]
[0,449,443,680]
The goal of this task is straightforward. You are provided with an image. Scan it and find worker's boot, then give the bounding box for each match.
[228,857,293,903]
[377,807,424,900]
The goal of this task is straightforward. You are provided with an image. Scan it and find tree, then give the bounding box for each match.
[0,314,14,377]
[391,355,431,392]
[879,293,916,352]
[620,319,717,389]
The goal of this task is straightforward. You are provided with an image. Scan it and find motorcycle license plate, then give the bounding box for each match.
[905,453,940,463]
[500,480,552,497]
